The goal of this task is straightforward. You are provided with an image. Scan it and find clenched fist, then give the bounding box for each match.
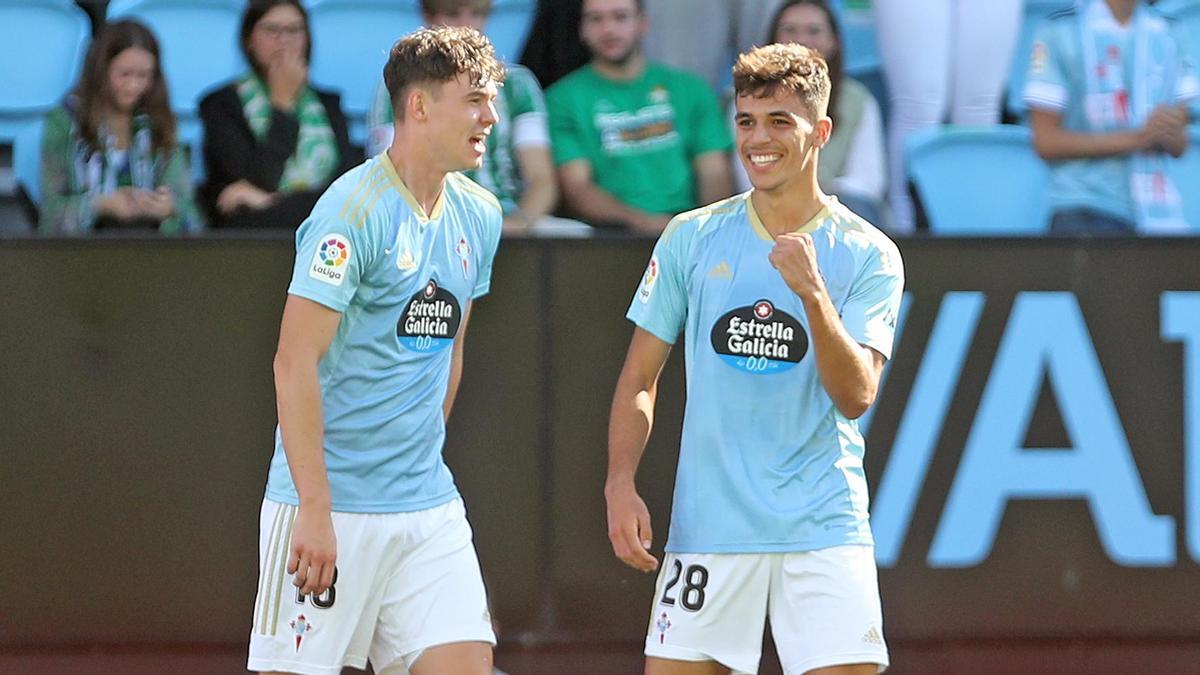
[768,232,824,300]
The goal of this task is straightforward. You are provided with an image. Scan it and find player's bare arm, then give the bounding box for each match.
[443,302,473,422]
[274,294,342,596]
[606,328,672,573]
[769,232,885,418]
[1029,107,1153,160]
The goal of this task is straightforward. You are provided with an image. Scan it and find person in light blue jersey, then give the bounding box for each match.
[606,43,903,675]
[1025,0,1198,234]
[365,0,565,236]
[247,26,504,675]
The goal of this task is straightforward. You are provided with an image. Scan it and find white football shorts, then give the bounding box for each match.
[247,498,495,675]
[644,545,888,674]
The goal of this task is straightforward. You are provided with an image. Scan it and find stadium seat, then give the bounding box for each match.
[105,0,244,182]
[1006,0,1073,121]
[12,119,44,223]
[830,0,882,78]
[307,0,423,145]
[0,0,90,144]
[905,125,1051,235]
[487,0,535,64]
[105,0,245,114]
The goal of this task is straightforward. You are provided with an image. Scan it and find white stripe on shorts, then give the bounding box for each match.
[253,502,296,636]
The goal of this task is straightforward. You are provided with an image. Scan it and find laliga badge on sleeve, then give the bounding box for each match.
[1030,40,1048,76]
[638,254,660,304]
[309,234,351,286]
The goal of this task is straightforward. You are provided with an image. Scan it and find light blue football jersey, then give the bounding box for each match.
[266,153,502,513]
[1023,5,1199,221]
[627,192,903,553]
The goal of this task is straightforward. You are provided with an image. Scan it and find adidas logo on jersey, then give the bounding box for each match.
[861,626,883,645]
[708,261,732,279]
[398,250,417,271]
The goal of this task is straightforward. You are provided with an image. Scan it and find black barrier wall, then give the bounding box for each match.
[2,237,1198,647]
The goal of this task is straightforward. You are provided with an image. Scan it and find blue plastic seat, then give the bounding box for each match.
[487,0,535,63]
[905,125,1051,235]
[106,0,245,114]
[0,0,90,143]
[307,0,423,145]
[1006,0,1073,121]
[830,0,882,78]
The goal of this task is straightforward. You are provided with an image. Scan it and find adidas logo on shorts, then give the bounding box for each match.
[861,626,883,645]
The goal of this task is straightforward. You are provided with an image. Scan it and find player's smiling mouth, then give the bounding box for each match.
[748,152,783,166]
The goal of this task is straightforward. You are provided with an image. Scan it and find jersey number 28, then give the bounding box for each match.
[660,560,709,611]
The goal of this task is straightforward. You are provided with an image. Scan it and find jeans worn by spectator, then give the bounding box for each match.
[1050,208,1136,235]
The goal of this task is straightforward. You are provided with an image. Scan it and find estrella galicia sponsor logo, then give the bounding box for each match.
[309,234,351,286]
[710,299,807,374]
[397,279,461,352]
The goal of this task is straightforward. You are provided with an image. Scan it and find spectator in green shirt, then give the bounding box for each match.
[546,0,733,233]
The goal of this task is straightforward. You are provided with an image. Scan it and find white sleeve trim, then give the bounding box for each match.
[1175,75,1200,103]
[512,111,550,149]
[1023,80,1070,110]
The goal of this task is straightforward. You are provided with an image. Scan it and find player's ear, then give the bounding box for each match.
[408,86,428,122]
[816,116,833,148]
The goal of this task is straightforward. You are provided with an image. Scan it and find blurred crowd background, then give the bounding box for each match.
[2,0,1197,239]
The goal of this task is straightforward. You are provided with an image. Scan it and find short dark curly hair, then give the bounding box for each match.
[383,25,506,120]
[733,43,831,121]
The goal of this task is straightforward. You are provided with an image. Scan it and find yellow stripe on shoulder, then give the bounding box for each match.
[352,177,393,229]
[827,199,893,243]
[448,172,503,216]
[338,164,386,224]
[826,200,902,268]
[672,193,746,223]
[662,193,747,243]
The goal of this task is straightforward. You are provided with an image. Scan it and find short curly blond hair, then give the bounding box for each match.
[733,43,831,121]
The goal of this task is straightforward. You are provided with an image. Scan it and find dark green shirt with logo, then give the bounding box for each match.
[547,62,732,217]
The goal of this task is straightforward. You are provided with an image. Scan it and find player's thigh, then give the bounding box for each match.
[407,641,494,675]
[248,501,389,674]
[645,655,732,675]
[804,665,879,675]
[368,499,496,672]
[768,545,888,675]
[644,553,771,675]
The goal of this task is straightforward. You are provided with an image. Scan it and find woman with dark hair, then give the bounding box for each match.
[199,0,359,229]
[732,0,888,227]
[39,19,199,234]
